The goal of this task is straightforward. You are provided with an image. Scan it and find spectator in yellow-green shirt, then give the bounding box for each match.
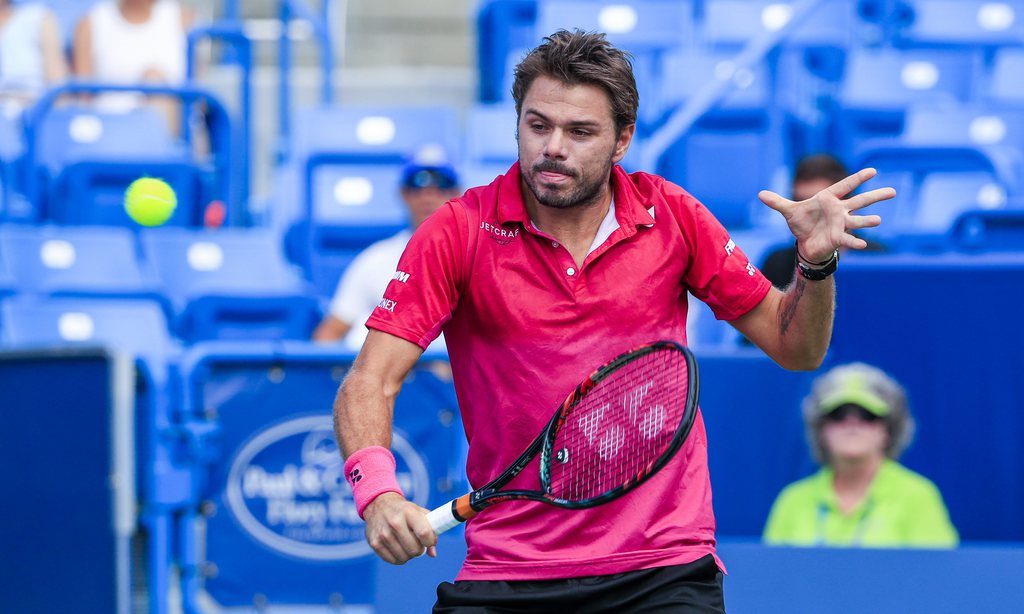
[763,363,958,548]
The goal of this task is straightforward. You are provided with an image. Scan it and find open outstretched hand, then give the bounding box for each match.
[758,168,896,263]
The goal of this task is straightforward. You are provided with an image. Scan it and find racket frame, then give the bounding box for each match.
[427,340,699,533]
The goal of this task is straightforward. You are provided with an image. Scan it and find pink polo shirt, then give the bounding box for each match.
[367,163,771,580]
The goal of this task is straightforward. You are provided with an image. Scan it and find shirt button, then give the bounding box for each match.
[552,241,559,248]
[566,267,576,276]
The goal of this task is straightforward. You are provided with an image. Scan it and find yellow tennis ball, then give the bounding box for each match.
[124,177,177,226]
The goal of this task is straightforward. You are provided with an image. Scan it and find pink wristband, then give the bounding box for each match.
[344,446,404,519]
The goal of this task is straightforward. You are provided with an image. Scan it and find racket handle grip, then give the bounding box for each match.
[427,500,464,535]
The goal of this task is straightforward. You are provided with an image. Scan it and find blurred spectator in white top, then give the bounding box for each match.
[0,0,68,107]
[72,0,193,133]
[312,143,461,352]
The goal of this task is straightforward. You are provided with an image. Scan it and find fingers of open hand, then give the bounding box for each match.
[758,190,791,213]
[847,213,882,230]
[366,503,437,565]
[845,187,896,211]
[828,167,878,198]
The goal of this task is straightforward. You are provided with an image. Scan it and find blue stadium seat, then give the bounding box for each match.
[898,103,1024,188]
[35,106,184,171]
[275,106,460,266]
[140,228,321,342]
[297,162,410,296]
[901,103,1024,146]
[309,163,408,227]
[839,47,978,108]
[915,171,1009,231]
[25,105,202,226]
[476,0,539,102]
[0,296,178,379]
[0,233,13,299]
[536,0,695,129]
[854,143,1011,236]
[852,102,1023,237]
[949,207,1024,251]
[700,0,862,158]
[701,0,860,49]
[289,105,461,167]
[537,0,694,51]
[895,0,1024,48]
[0,108,25,221]
[989,47,1024,103]
[276,105,461,298]
[462,103,520,190]
[0,224,163,301]
[834,48,979,157]
[658,49,772,113]
[654,50,782,229]
[465,103,519,167]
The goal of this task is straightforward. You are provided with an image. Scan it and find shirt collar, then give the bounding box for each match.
[496,162,658,230]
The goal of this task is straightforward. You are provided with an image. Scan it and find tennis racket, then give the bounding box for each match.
[427,340,699,535]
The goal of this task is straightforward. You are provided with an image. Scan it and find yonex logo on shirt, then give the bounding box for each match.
[377,298,397,313]
[393,270,410,283]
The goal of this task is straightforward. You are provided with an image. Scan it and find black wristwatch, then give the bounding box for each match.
[797,249,839,281]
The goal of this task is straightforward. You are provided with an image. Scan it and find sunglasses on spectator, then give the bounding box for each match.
[823,404,884,423]
[404,168,457,190]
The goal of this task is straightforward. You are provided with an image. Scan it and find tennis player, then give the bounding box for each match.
[334,30,895,611]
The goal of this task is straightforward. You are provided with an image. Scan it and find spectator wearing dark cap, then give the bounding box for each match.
[763,362,958,548]
[312,143,460,349]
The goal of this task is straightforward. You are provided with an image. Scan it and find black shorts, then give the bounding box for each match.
[433,554,726,613]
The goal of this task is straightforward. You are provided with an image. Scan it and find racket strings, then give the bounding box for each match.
[546,348,690,502]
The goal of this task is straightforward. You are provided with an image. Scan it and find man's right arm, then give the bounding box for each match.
[334,329,438,563]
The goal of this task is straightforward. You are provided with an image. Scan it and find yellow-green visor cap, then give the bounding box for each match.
[818,373,890,417]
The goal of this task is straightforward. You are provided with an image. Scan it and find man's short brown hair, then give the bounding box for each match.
[511,29,639,134]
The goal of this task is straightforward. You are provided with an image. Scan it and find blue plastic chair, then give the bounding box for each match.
[658,49,772,112]
[835,47,979,156]
[28,105,198,225]
[288,105,461,167]
[0,232,13,298]
[35,105,184,171]
[855,143,1010,235]
[0,296,178,379]
[901,103,1024,146]
[895,0,1024,48]
[0,108,27,221]
[915,171,1009,231]
[0,224,165,303]
[537,0,694,51]
[701,0,860,49]
[950,207,1024,251]
[989,47,1024,103]
[535,0,695,129]
[476,0,539,102]
[309,163,408,227]
[465,103,519,167]
[654,50,782,229]
[20,82,237,227]
[140,227,321,342]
